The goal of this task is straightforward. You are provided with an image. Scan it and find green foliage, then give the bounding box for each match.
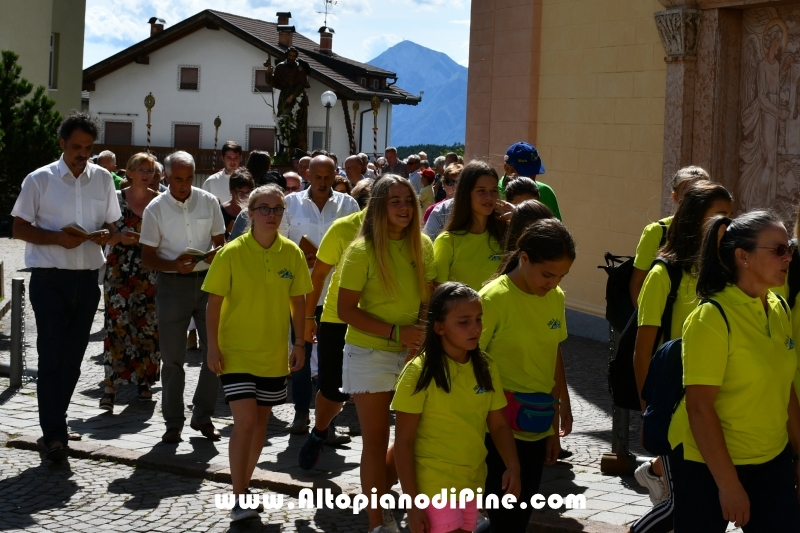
[396,143,465,160]
[0,50,62,220]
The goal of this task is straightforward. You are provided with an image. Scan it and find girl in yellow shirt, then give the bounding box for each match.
[433,161,507,291]
[668,210,800,532]
[393,282,520,533]
[479,219,575,532]
[628,181,732,532]
[629,166,709,306]
[338,175,435,533]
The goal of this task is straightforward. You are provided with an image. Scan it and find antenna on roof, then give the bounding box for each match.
[316,0,338,28]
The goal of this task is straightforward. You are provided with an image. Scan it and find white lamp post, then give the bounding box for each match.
[321,91,337,152]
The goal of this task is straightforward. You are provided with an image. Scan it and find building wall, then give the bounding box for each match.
[466,0,667,317]
[88,27,389,161]
[0,0,54,94]
[50,0,86,114]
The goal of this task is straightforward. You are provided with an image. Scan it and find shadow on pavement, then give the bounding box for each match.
[0,462,79,530]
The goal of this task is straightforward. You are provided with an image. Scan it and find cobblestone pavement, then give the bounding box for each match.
[0,238,743,530]
[0,442,374,532]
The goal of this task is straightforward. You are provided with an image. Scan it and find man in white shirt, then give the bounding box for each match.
[406,154,422,193]
[280,155,359,436]
[358,153,376,180]
[11,112,121,461]
[201,141,242,201]
[140,151,226,444]
[298,156,312,190]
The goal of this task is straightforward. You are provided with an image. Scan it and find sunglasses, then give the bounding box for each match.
[444,179,458,187]
[758,243,796,257]
[254,205,285,216]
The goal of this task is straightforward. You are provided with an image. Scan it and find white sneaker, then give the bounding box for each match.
[230,502,259,522]
[369,526,394,533]
[382,509,400,533]
[634,460,667,505]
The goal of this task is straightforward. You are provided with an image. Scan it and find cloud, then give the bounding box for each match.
[361,34,403,62]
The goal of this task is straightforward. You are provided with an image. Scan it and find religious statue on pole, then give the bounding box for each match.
[264,47,311,152]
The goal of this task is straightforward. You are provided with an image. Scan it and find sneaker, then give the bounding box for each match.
[369,526,394,533]
[246,489,264,513]
[325,425,351,446]
[382,509,399,533]
[230,501,259,522]
[290,411,310,434]
[634,460,666,505]
[298,427,327,470]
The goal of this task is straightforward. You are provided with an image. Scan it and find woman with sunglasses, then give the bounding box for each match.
[203,184,312,523]
[433,161,507,291]
[100,152,162,411]
[221,170,255,240]
[667,210,800,532]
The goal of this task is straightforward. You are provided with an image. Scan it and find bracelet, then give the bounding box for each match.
[293,343,304,348]
[388,324,395,341]
[305,316,316,320]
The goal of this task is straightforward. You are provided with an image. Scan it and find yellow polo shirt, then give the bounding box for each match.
[202,232,313,377]
[433,231,503,292]
[668,286,797,464]
[633,217,672,271]
[318,210,367,324]
[338,235,435,351]
[391,353,507,497]
[479,274,567,441]
[637,263,700,341]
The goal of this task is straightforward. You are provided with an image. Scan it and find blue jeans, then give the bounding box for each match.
[29,268,100,447]
[290,305,321,413]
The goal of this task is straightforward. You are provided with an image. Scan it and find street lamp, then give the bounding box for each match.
[383,98,390,150]
[321,90,337,152]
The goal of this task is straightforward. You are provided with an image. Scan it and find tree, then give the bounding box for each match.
[0,50,62,222]
[396,143,465,160]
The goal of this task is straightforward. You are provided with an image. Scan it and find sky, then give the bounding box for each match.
[83,0,472,69]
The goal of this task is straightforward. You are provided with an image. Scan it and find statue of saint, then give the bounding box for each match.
[265,47,311,117]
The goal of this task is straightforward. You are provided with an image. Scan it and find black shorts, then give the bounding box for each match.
[317,321,350,403]
[219,373,288,406]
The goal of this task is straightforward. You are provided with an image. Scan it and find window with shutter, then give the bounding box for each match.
[254,70,272,93]
[104,122,133,145]
[174,124,200,149]
[179,67,199,90]
[248,128,275,151]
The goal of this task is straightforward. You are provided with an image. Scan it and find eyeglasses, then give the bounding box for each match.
[444,179,458,187]
[758,243,796,257]
[133,168,154,174]
[254,205,285,216]
[235,189,251,199]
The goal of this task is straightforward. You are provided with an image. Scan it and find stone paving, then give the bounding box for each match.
[0,238,742,531]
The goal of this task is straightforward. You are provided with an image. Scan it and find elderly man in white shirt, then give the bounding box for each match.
[280,155,359,437]
[12,112,121,461]
[140,151,226,444]
[201,141,242,201]
[406,154,423,193]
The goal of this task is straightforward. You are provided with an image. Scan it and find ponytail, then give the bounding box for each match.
[696,210,783,298]
[495,218,575,278]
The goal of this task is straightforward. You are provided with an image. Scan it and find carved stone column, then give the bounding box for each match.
[655,7,701,216]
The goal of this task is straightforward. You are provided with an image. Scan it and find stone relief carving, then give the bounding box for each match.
[739,7,800,220]
[655,8,701,57]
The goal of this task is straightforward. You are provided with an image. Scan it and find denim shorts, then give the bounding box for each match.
[341,343,408,394]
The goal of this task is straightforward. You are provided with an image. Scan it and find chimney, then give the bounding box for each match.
[276,12,292,25]
[278,25,295,47]
[148,17,165,36]
[319,26,334,55]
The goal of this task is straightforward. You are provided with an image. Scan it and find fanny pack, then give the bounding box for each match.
[502,391,557,433]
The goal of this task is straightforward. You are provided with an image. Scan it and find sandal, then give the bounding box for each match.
[46,440,68,462]
[137,384,153,401]
[99,392,115,411]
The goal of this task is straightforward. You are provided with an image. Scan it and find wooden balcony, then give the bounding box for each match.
[92,144,229,175]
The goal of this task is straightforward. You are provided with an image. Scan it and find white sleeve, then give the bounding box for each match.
[210,197,226,237]
[10,173,39,223]
[104,174,122,224]
[139,204,162,248]
[278,197,291,238]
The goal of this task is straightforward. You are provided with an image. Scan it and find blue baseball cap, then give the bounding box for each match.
[505,142,545,176]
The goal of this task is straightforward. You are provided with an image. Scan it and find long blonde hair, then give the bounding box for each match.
[360,175,429,300]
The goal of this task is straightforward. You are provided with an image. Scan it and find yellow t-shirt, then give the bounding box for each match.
[338,235,436,351]
[776,280,800,399]
[633,217,672,271]
[668,286,797,465]
[419,185,435,212]
[201,232,313,377]
[637,263,700,341]
[391,353,507,497]
[433,231,503,292]
[479,275,567,441]
[317,210,366,324]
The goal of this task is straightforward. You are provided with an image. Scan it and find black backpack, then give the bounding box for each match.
[787,238,800,308]
[608,257,682,411]
[600,220,668,332]
[641,298,730,455]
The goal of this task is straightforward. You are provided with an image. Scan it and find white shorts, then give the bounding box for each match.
[341,343,408,394]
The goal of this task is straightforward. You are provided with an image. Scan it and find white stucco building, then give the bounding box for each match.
[82,10,419,168]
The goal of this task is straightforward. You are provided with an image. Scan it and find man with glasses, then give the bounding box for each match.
[280,155,359,438]
[140,151,226,443]
[284,172,303,194]
[202,141,242,201]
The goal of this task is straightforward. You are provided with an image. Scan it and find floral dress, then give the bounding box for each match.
[103,190,160,387]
